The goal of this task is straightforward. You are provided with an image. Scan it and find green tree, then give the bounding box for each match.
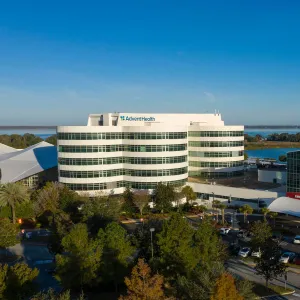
[269,211,278,227]
[261,208,270,222]
[153,183,175,213]
[0,219,18,249]
[250,221,272,249]
[0,183,29,224]
[255,240,286,287]
[210,273,243,300]
[132,217,163,260]
[98,222,135,292]
[55,223,103,289]
[119,259,166,300]
[133,191,150,215]
[122,187,135,214]
[194,219,227,265]
[177,262,225,300]
[157,213,197,275]
[236,280,255,300]
[31,289,85,300]
[244,152,249,160]
[239,205,253,223]
[278,155,287,162]
[181,186,196,205]
[45,135,57,146]
[0,263,39,300]
[81,194,122,233]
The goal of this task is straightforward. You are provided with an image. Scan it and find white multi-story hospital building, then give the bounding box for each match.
[57,113,244,195]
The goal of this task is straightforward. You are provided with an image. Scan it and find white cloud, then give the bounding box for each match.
[204,91,216,102]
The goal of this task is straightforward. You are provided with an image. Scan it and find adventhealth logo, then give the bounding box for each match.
[120,116,155,122]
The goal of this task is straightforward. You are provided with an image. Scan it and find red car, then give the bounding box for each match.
[293,255,300,265]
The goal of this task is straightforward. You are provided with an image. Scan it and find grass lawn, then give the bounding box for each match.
[253,282,294,297]
[245,141,300,150]
[0,253,21,263]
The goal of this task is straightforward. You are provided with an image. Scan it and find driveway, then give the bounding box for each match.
[2,243,61,293]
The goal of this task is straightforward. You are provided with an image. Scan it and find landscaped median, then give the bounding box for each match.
[240,257,300,274]
[252,282,295,297]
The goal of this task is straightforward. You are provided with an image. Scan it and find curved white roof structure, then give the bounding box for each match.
[0,142,57,183]
[0,143,17,154]
[268,197,300,217]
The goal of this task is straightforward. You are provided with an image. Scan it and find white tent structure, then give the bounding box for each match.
[268,197,300,217]
[0,141,57,184]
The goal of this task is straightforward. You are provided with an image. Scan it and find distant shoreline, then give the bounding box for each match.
[0,126,56,129]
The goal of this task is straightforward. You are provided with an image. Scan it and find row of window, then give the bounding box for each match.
[60,167,188,178]
[65,179,187,191]
[188,141,244,147]
[189,151,244,157]
[188,131,244,137]
[58,144,187,153]
[189,161,244,168]
[58,132,187,140]
[58,156,187,165]
[188,170,244,178]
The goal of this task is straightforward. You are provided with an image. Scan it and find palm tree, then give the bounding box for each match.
[0,183,29,224]
[261,207,270,222]
[269,211,278,227]
[239,205,253,223]
[218,204,227,225]
[198,205,207,218]
[212,200,221,222]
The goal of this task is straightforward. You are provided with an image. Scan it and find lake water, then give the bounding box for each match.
[245,148,300,161]
[0,129,56,140]
[245,128,300,137]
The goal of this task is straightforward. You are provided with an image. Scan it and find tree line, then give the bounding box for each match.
[0,181,287,299]
[0,134,57,148]
[245,132,300,143]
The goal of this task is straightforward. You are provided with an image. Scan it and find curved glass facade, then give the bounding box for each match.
[59,144,187,153]
[189,151,244,157]
[58,132,187,140]
[188,131,244,137]
[58,156,187,165]
[189,170,244,178]
[65,179,187,191]
[60,167,188,178]
[189,161,244,168]
[188,141,244,147]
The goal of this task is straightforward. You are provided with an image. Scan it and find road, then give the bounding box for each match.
[227,259,300,300]
[4,243,61,292]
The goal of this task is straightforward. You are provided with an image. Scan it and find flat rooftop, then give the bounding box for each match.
[188,171,282,190]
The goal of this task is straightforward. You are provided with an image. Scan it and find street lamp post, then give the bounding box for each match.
[150,228,155,259]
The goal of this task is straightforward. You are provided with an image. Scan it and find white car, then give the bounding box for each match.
[238,247,251,258]
[280,252,296,263]
[220,228,231,235]
[293,235,300,244]
[251,249,261,258]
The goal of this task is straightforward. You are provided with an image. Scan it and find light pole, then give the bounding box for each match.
[150,228,155,259]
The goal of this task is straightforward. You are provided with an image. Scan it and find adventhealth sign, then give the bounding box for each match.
[120,116,156,122]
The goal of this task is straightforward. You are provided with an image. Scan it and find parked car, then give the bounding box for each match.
[293,235,300,245]
[293,255,300,265]
[251,248,261,258]
[220,228,231,235]
[238,247,251,258]
[280,252,296,264]
[237,230,246,238]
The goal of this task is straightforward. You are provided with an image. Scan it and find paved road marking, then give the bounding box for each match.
[293,293,300,297]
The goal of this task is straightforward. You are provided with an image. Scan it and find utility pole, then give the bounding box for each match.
[150,228,155,259]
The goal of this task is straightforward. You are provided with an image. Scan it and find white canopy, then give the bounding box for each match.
[268,197,300,217]
[0,142,57,183]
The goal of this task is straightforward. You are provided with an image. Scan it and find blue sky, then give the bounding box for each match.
[0,0,300,125]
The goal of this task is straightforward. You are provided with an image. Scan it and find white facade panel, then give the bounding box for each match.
[57,112,244,195]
